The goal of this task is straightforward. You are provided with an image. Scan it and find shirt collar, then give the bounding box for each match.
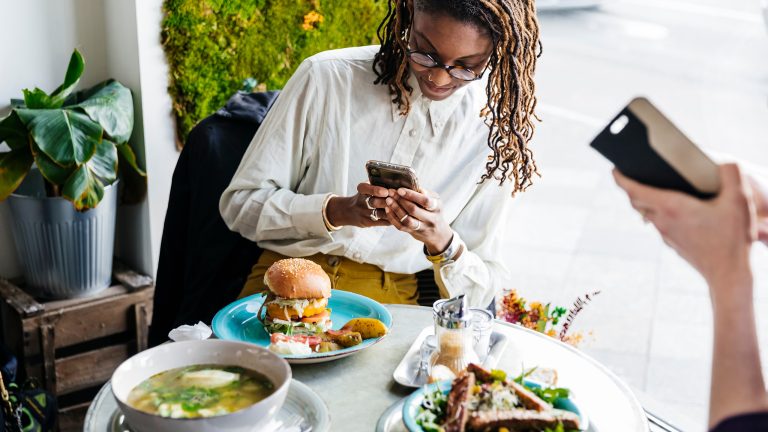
[389,72,476,136]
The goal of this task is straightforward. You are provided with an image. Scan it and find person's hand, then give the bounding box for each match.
[613,163,756,289]
[383,187,453,254]
[748,175,768,244]
[325,183,391,228]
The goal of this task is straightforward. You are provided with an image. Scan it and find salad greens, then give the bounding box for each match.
[513,367,571,405]
[415,385,448,432]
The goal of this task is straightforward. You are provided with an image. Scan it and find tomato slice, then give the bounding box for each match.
[300,309,330,324]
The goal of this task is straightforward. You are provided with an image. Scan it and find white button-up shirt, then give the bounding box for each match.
[220,46,514,307]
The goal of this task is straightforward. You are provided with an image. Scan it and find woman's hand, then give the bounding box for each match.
[325,183,392,228]
[613,163,756,290]
[383,188,453,254]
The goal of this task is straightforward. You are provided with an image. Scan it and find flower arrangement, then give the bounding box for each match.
[497,289,600,346]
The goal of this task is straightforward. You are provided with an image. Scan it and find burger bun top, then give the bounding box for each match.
[264,258,331,299]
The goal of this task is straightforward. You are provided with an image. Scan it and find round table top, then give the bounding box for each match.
[85,304,648,431]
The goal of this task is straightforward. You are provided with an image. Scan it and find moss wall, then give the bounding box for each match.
[162,0,387,144]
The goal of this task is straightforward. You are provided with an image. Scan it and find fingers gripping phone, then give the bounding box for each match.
[590,97,721,199]
[366,160,421,191]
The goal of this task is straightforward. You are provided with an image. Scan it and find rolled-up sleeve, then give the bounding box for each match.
[434,179,513,308]
[219,60,332,242]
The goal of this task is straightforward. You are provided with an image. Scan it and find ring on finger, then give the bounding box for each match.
[413,220,422,231]
[365,195,375,210]
[370,208,380,222]
[399,213,408,223]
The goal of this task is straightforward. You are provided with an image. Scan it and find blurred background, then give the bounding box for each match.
[509,0,768,429]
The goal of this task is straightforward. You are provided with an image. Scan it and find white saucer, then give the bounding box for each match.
[84,379,330,432]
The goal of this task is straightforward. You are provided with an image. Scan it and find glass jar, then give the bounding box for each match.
[428,296,479,383]
[469,308,493,361]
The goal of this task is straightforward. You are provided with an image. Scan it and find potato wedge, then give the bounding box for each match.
[325,329,362,347]
[340,317,388,339]
[316,341,342,352]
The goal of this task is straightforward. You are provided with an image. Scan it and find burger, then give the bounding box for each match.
[259,258,332,335]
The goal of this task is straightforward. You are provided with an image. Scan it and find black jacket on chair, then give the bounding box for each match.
[148,91,279,346]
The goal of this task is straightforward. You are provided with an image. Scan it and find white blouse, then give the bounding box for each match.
[220,45,515,307]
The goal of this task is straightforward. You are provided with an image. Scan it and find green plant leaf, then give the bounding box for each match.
[88,140,118,183]
[0,148,34,201]
[22,88,54,109]
[31,141,73,186]
[116,143,146,176]
[77,81,133,143]
[16,109,101,166]
[62,165,104,211]
[49,50,85,107]
[0,112,28,150]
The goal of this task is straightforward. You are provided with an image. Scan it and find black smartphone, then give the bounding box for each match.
[365,160,420,191]
[590,97,720,199]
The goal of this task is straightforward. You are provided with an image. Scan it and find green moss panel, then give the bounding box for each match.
[162,0,387,144]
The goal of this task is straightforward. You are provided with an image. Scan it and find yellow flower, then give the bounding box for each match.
[302,11,324,31]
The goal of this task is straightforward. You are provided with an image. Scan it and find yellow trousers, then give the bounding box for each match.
[239,250,419,305]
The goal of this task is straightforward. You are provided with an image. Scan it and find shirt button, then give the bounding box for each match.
[409,129,417,137]
[353,252,362,260]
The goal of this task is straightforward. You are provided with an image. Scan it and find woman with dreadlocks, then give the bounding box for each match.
[220,0,541,307]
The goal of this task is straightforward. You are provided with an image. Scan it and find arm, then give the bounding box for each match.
[219,60,329,242]
[383,180,512,308]
[614,164,768,428]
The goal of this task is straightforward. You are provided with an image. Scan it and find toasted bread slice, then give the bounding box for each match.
[444,370,476,432]
[467,408,581,431]
[467,363,551,412]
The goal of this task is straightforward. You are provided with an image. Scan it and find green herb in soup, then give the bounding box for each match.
[126,365,274,418]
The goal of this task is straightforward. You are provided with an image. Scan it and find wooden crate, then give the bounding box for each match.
[0,262,154,431]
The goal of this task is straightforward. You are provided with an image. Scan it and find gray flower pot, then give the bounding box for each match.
[7,169,118,299]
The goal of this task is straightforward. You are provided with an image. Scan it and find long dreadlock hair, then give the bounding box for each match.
[373,0,542,194]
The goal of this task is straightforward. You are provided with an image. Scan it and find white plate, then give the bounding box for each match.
[84,379,331,432]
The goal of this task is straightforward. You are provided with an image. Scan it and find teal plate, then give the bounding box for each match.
[402,380,589,431]
[212,290,393,364]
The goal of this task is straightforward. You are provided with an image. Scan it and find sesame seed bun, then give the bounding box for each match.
[264,258,331,300]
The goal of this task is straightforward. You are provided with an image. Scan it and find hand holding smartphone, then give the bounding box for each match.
[590,97,720,199]
[365,160,421,192]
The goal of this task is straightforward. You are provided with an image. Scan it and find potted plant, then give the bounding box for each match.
[0,49,146,299]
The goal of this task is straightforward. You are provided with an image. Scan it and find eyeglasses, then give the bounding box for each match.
[406,47,487,82]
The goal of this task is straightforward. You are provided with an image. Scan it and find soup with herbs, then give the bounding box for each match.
[126,364,274,418]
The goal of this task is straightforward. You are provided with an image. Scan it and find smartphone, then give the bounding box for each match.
[365,160,420,191]
[590,97,720,199]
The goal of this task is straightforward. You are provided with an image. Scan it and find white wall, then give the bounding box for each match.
[0,0,108,278]
[0,0,178,279]
[130,0,180,275]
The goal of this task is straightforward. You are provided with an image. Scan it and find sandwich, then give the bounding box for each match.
[259,258,332,335]
[443,363,580,432]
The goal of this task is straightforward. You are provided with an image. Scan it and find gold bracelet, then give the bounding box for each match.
[322,193,342,232]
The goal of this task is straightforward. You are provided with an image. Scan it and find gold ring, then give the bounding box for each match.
[399,214,408,222]
[365,195,375,210]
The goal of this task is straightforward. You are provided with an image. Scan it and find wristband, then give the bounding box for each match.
[322,194,342,232]
[424,232,462,264]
